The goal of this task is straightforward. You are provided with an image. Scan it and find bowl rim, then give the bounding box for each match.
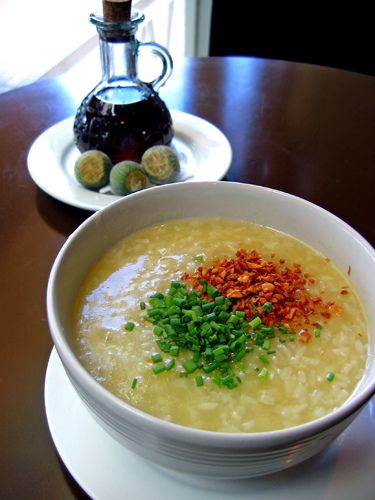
[47,180,375,446]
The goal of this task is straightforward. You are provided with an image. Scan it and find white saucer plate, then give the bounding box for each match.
[27,111,232,211]
[45,348,375,500]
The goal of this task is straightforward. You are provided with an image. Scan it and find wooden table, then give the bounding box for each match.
[1,57,374,499]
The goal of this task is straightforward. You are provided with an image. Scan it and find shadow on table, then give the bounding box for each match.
[36,189,91,237]
[58,456,91,500]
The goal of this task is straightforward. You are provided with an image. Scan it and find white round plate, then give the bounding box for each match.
[45,348,375,500]
[27,111,232,211]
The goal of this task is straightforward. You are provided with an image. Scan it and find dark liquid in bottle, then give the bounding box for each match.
[73,87,173,164]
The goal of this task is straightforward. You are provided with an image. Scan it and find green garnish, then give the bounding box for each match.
[183,359,198,374]
[144,280,259,387]
[258,367,269,379]
[152,364,166,375]
[169,345,180,357]
[249,316,262,328]
[125,322,135,331]
[258,354,270,365]
[326,371,335,382]
[142,280,304,389]
[315,323,323,338]
[165,359,175,371]
[193,255,204,263]
[262,302,273,313]
[131,377,138,389]
[249,300,258,315]
[262,339,271,350]
[151,353,163,363]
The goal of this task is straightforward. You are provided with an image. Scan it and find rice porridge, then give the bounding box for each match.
[72,218,368,432]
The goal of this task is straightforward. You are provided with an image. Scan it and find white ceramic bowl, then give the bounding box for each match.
[47,181,375,478]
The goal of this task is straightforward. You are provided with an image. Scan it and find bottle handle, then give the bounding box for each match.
[138,42,173,91]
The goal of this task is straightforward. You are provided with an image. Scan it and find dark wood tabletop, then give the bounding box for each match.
[1,56,374,499]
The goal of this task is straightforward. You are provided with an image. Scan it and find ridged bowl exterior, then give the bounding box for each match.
[47,182,375,478]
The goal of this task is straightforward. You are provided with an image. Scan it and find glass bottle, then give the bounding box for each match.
[73,9,174,164]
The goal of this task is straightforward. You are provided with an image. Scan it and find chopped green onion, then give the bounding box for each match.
[203,361,218,373]
[258,367,269,379]
[165,359,175,371]
[235,310,245,319]
[170,346,180,356]
[262,339,271,350]
[315,324,323,338]
[141,279,283,389]
[124,322,135,331]
[211,374,223,386]
[258,354,270,365]
[277,324,289,335]
[193,350,200,363]
[249,300,258,314]
[153,325,163,336]
[214,295,226,306]
[193,255,204,263]
[202,302,214,312]
[249,316,262,328]
[262,302,273,313]
[131,377,138,389]
[206,284,220,298]
[152,364,166,375]
[183,359,197,374]
[221,375,238,389]
[151,353,163,363]
[234,349,246,361]
[326,371,335,382]
[156,339,171,353]
[195,375,204,387]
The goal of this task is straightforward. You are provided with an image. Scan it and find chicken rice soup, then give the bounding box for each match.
[73,218,368,433]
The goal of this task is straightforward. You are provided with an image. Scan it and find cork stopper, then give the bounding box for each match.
[103,0,132,22]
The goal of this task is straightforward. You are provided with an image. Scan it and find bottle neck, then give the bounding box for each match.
[90,9,144,85]
[99,36,138,83]
[89,10,149,103]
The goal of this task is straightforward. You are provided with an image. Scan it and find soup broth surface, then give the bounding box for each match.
[73,218,368,432]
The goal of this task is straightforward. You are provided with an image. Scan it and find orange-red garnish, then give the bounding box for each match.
[182,249,335,328]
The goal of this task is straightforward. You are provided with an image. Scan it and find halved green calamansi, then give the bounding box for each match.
[109,161,148,195]
[141,145,180,184]
[74,145,181,195]
[74,150,112,190]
